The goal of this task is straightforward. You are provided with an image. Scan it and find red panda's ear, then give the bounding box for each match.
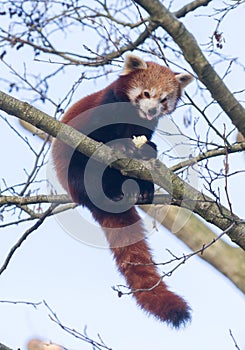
[120,54,147,76]
[175,73,194,90]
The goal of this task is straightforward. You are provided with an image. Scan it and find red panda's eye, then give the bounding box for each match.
[144,91,150,98]
[160,97,167,103]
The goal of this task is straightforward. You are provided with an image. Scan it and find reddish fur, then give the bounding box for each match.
[92,207,190,327]
[52,80,128,195]
[52,56,192,327]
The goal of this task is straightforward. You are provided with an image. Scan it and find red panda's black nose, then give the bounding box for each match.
[148,107,157,116]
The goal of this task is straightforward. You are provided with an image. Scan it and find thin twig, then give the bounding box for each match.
[229,329,241,350]
[0,204,58,275]
[0,300,42,308]
[44,301,113,350]
[113,222,235,296]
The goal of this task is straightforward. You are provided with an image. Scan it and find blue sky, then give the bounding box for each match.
[0,1,245,349]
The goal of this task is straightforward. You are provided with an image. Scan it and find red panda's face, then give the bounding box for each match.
[120,57,193,121]
[127,63,181,120]
[127,85,179,120]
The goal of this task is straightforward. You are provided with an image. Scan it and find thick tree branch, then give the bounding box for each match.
[174,0,213,18]
[0,194,71,206]
[171,143,245,172]
[0,90,244,249]
[0,343,12,350]
[140,205,245,293]
[134,0,245,138]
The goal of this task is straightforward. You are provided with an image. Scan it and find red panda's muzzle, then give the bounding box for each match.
[138,107,162,121]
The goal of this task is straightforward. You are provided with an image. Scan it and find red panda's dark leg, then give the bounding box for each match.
[67,136,157,207]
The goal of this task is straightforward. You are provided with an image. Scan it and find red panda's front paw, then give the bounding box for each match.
[137,180,154,204]
[110,139,135,157]
[136,141,157,160]
[138,189,154,204]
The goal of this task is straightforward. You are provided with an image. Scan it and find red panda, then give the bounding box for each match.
[52,54,193,328]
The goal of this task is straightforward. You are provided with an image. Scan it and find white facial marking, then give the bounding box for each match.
[128,87,178,119]
[150,87,156,96]
[128,87,142,102]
